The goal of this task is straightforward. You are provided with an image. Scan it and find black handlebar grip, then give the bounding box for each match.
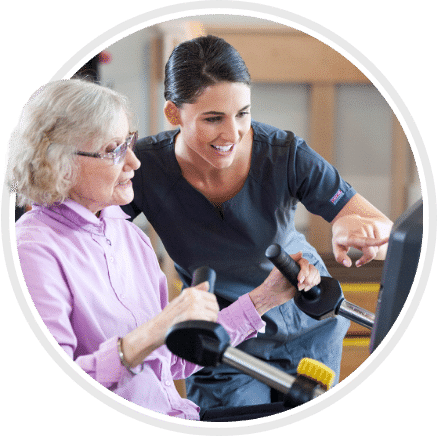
[191,266,216,293]
[265,244,321,301]
[265,244,301,288]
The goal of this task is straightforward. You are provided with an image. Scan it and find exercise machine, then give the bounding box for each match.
[266,198,423,352]
[265,244,375,330]
[165,199,423,420]
[166,266,336,420]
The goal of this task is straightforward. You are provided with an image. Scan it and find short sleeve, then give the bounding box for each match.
[289,138,356,222]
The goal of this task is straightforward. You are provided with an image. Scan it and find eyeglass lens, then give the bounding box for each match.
[113,133,137,165]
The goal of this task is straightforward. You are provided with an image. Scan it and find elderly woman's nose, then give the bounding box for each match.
[124,148,141,170]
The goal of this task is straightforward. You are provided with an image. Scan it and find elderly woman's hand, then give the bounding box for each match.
[121,282,219,368]
[167,282,220,326]
[248,252,321,316]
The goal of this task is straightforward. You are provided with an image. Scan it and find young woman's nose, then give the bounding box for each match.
[220,118,240,144]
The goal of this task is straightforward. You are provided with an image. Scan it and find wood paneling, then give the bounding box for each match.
[307,84,337,252]
[340,338,370,382]
[204,29,370,84]
[323,255,384,283]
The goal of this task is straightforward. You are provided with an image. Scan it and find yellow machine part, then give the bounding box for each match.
[297,357,336,390]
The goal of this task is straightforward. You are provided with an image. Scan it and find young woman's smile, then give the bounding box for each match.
[169,82,252,171]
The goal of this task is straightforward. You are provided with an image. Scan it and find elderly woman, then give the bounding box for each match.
[8,79,321,420]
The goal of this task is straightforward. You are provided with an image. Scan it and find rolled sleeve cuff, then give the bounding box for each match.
[95,336,124,385]
[218,293,266,346]
[237,293,265,332]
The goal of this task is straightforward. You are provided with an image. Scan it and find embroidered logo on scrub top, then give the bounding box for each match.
[330,189,344,205]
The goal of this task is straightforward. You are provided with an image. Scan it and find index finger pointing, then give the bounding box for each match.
[336,235,389,249]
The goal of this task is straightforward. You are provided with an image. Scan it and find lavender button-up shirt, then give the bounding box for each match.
[16,200,265,420]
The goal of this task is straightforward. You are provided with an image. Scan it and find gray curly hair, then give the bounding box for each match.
[7,79,134,207]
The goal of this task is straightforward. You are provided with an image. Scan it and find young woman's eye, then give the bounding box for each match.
[204,116,222,123]
[237,111,250,118]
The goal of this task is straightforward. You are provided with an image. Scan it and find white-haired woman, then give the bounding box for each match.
[8,79,320,420]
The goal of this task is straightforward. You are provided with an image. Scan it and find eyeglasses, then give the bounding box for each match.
[75,131,138,165]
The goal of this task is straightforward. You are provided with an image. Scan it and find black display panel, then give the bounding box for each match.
[370,199,423,352]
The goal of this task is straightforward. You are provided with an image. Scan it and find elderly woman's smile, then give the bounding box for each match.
[69,110,140,215]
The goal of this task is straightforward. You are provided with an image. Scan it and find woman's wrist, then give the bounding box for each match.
[117,337,145,375]
[121,317,167,369]
[248,284,278,317]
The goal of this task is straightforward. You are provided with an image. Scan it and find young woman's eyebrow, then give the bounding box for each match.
[201,105,251,116]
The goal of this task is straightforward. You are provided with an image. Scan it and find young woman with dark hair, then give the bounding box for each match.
[123,35,392,411]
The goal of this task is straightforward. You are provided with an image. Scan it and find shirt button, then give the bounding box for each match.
[106,238,112,245]
[165,381,171,386]
[109,257,114,262]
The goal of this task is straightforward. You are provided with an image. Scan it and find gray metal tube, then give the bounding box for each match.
[222,347,325,398]
[338,299,375,330]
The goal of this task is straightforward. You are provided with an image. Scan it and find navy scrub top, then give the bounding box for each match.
[123,120,355,381]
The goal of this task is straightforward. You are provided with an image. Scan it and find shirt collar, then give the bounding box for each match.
[32,200,130,235]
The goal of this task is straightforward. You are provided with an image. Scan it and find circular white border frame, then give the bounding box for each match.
[2,1,436,434]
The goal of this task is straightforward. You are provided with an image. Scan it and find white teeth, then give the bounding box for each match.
[212,144,233,152]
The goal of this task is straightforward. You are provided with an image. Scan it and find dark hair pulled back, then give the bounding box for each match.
[164,35,251,107]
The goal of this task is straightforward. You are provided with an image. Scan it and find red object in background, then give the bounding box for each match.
[99,51,112,64]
